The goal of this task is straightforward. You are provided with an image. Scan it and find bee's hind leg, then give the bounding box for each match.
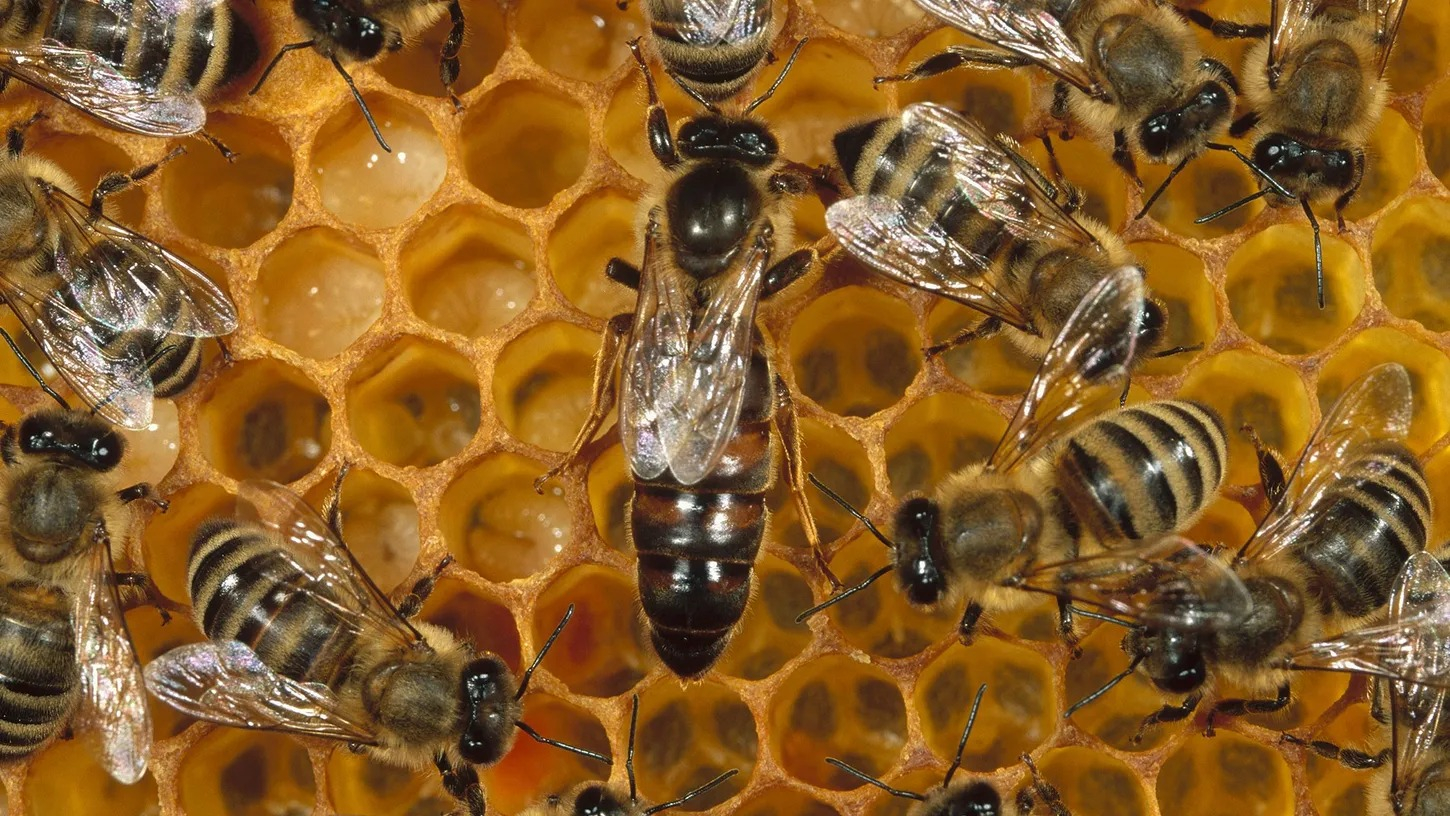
[1282,733,1390,770]
[90,147,186,217]
[439,0,465,112]
[395,554,456,620]
[114,572,184,622]
[1203,682,1290,736]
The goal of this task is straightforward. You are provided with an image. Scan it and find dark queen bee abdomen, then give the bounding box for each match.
[0,579,77,760]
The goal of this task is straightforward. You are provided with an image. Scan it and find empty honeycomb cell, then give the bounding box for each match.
[1386,0,1450,93]
[440,453,572,581]
[400,204,536,338]
[311,94,447,228]
[327,750,450,816]
[25,737,158,815]
[141,482,236,604]
[463,83,590,209]
[587,442,631,552]
[492,321,599,451]
[161,114,292,248]
[1022,136,1126,234]
[256,227,385,358]
[1064,616,1181,752]
[884,392,1005,498]
[117,399,180,487]
[1428,447,1450,544]
[733,787,842,816]
[817,0,923,37]
[931,301,1038,395]
[1225,224,1366,354]
[346,336,481,467]
[531,565,648,696]
[420,579,522,670]
[1342,109,1417,222]
[716,555,815,680]
[889,27,1036,140]
[1139,146,1265,239]
[1156,732,1294,816]
[1318,327,1450,452]
[1426,81,1450,187]
[916,641,1056,772]
[28,130,144,225]
[198,359,331,483]
[818,532,956,658]
[604,70,697,182]
[770,655,907,790]
[482,693,611,812]
[768,416,873,549]
[1371,195,1450,331]
[1039,747,1150,816]
[634,681,758,811]
[516,0,643,82]
[178,729,315,816]
[305,467,420,592]
[549,189,641,320]
[1178,349,1312,486]
[373,0,504,97]
[788,285,920,417]
[1131,241,1216,376]
[752,40,889,169]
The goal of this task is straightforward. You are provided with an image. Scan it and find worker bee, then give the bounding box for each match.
[0,115,238,430]
[879,0,1279,211]
[1202,0,1409,307]
[638,0,778,105]
[829,102,1173,361]
[1033,363,1431,740]
[520,694,738,816]
[827,684,1070,816]
[253,0,466,151]
[0,0,258,142]
[800,266,1228,649]
[531,39,827,679]
[144,471,609,816]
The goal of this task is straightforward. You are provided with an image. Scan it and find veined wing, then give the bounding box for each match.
[1268,0,1322,78]
[913,0,1101,94]
[1361,0,1409,75]
[664,0,770,45]
[71,539,150,784]
[0,42,203,135]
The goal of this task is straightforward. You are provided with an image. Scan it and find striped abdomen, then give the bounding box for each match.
[0,580,76,760]
[188,519,359,688]
[644,0,772,102]
[631,350,773,678]
[1054,400,1227,546]
[1296,441,1431,621]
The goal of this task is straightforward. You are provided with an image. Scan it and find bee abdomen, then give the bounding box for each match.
[1298,442,1431,620]
[0,581,76,758]
[189,519,359,687]
[142,333,202,398]
[1057,400,1226,543]
[646,0,770,101]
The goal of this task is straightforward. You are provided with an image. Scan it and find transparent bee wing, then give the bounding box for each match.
[0,43,204,135]
[1361,0,1409,75]
[44,185,238,337]
[0,259,155,429]
[619,219,766,485]
[144,641,377,743]
[235,480,420,649]
[1291,552,1450,688]
[1389,677,1447,806]
[71,540,150,784]
[1014,536,1252,630]
[1268,0,1323,77]
[665,0,770,46]
[989,265,1144,474]
[912,0,1101,94]
[1238,363,1413,565]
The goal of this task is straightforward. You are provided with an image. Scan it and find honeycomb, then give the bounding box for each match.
[0,0,1444,813]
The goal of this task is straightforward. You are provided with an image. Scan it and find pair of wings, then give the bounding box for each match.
[1,178,236,429]
[912,0,1105,96]
[825,102,1102,340]
[659,0,771,47]
[618,216,772,486]
[145,481,424,746]
[1268,0,1409,78]
[0,0,219,135]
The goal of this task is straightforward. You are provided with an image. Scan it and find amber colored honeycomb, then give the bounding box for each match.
[0,0,1445,813]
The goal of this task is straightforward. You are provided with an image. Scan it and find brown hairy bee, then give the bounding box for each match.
[638,0,779,105]
[0,115,238,430]
[144,470,608,816]
[252,0,466,151]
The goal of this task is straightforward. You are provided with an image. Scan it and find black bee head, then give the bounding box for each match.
[1137,626,1208,695]
[16,409,123,472]
[458,656,517,765]
[570,784,629,816]
[1140,81,1231,160]
[677,115,778,166]
[893,497,947,607]
[293,0,393,60]
[1253,133,1355,195]
[939,781,1003,816]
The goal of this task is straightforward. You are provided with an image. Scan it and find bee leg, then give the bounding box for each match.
[1240,423,1286,506]
[772,371,838,589]
[958,601,985,644]
[89,148,186,219]
[872,46,1032,87]
[1031,134,1079,212]
[1198,57,1240,95]
[1282,733,1390,770]
[626,38,681,169]
[438,0,465,112]
[1229,110,1259,138]
[1051,81,1070,126]
[113,572,182,622]
[1175,6,1269,39]
[1111,131,1142,189]
[1055,598,1082,659]
[319,462,356,543]
[395,554,455,620]
[197,130,237,162]
[1202,682,1290,736]
[1130,692,1202,744]
[4,110,44,157]
[1333,149,1366,232]
[1019,753,1069,816]
[533,312,633,493]
[434,753,486,816]
[924,316,1004,359]
[606,258,641,291]
[117,482,169,512]
[762,248,815,298]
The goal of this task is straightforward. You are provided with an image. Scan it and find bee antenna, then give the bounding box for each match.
[517,604,573,700]
[1300,197,1324,309]
[1206,142,1296,200]
[641,769,739,815]
[0,328,69,410]
[250,41,316,97]
[627,693,640,803]
[943,683,989,788]
[744,38,808,115]
[1069,606,1136,628]
[1064,653,1144,719]
[1193,187,1270,224]
[824,758,926,802]
[330,54,392,153]
[514,720,612,765]
[795,564,892,624]
[1135,154,1191,220]
[807,473,896,551]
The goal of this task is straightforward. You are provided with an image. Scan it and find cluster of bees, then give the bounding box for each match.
[0,0,1435,812]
